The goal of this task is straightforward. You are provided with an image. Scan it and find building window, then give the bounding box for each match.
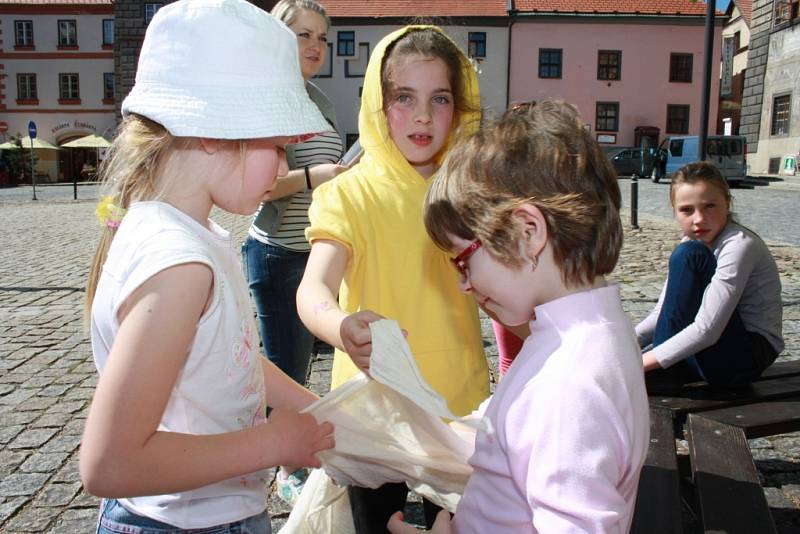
[774,0,799,25]
[596,102,619,132]
[15,20,34,47]
[468,32,486,58]
[58,20,77,47]
[102,19,114,46]
[669,53,693,83]
[538,49,562,79]
[667,104,690,134]
[17,73,37,101]
[144,3,164,24]
[771,94,791,136]
[104,73,115,101]
[337,31,355,56]
[60,73,80,100]
[597,50,621,81]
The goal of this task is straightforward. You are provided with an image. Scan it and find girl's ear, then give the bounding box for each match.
[199,138,220,155]
[511,203,548,262]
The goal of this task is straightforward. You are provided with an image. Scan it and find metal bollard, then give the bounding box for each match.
[630,175,639,229]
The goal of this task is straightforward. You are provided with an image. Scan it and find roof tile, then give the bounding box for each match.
[515,0,713,16]
[324,0,508,18]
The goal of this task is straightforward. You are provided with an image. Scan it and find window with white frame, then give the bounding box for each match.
[771,94,791,136]
[14,20,33,47]
[58,20,77,47]
[102,19,114,46]
[17,73,37,100]
[60,73,80,100]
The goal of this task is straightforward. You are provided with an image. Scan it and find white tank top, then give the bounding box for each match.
[90,201,269,528]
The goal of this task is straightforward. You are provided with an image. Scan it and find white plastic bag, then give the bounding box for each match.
[279,469,354,534]
[279,320,484,533]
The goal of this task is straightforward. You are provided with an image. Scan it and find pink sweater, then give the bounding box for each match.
[453,285,649,533]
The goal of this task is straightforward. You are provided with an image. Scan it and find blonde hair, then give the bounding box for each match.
[271,0,330,28]
[424,99,622,287]
[84,114,243,320]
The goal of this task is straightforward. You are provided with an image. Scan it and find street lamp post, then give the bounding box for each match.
[699,0,716,161]
[28,121,38,201]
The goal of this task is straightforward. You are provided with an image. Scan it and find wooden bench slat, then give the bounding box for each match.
[687,414,777,534]
[649,374,800,417]
[631,407,682,534]
[756,360,800,381]
[694,398,800,439]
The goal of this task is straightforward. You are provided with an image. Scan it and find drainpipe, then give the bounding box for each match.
[506,0,515,108]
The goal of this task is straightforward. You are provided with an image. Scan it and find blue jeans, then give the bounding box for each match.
[97,499,270,534]
[241,236,315,385]
[649,240,777,388]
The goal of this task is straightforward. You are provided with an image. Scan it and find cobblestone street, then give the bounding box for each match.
[1,185,799,532]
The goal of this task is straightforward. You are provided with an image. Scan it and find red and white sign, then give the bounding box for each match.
[0,121,8,133]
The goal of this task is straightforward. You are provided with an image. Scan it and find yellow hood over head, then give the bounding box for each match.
[357,25,482,181]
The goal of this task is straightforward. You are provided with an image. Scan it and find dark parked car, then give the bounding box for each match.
[606,147,653,178]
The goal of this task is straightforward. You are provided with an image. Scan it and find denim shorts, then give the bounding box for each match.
[97,499,271,534]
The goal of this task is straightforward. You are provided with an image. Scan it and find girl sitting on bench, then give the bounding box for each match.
[637,161,783,388]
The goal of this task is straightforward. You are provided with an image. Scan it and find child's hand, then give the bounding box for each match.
[387,510,452,533]
[339,310,386,372]
[268,408,335,468]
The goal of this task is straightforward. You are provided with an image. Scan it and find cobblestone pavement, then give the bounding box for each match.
[1,186,799,532]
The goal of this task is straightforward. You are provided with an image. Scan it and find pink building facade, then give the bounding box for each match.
[509,17,722,148]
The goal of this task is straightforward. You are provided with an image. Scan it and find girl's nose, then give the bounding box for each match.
[415,103,433,124]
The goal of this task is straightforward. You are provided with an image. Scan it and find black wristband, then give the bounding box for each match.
[304,166,312,191]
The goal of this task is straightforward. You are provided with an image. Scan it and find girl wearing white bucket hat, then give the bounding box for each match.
[80,0,334,532]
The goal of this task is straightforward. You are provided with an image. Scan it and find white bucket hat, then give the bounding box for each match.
[121,0,330,139]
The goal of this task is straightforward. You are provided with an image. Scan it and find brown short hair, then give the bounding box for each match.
[424,99,623,287]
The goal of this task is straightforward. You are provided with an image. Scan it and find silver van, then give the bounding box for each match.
[651,135,747,185]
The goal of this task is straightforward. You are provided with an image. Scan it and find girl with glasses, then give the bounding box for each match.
[390,99,649,533]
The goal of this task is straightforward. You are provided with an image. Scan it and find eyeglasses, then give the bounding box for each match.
[450,239,481,281]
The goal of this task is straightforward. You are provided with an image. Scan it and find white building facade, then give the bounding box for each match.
[314,15,509,148]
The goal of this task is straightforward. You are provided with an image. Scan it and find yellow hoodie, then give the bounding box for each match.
[306,26,488,416]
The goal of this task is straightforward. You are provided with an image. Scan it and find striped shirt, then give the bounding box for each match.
[249,130,343,251]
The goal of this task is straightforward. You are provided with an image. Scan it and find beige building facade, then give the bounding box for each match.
[0,0,115,182]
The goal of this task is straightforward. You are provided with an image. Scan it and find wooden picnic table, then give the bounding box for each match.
[631,360,800,534]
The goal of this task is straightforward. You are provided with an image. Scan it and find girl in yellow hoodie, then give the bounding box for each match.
[297,26,489,531]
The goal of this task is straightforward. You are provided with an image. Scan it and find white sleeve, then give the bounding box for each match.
[652,236,756,369]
